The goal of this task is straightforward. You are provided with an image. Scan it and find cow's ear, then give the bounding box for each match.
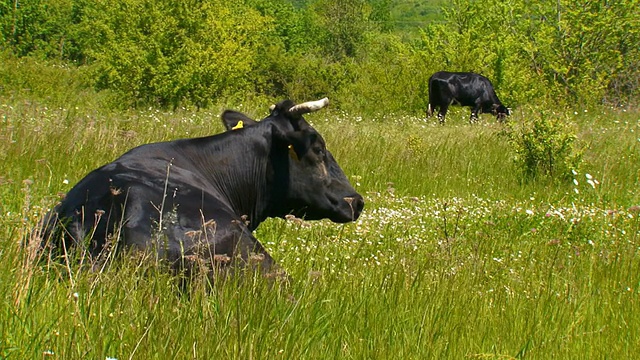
[221,110,259,131]
[272,127,313,160]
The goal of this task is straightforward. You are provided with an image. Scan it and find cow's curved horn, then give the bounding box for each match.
[287,97,329,116]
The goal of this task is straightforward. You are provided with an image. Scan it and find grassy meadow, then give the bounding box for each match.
[1,64,640,359]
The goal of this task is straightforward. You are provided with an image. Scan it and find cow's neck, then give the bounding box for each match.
[187,133,275,231]
[225,153,273,231]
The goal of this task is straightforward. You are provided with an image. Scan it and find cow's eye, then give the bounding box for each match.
[313,146,325,159]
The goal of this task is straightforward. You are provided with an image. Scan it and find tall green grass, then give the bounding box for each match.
[1,63,639,358]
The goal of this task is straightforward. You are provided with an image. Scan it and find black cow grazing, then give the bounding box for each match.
[36,98,364,281]
[427,71,510,124]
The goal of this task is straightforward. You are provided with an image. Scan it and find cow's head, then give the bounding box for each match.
[492,104,511,121]
[222,98,364,223]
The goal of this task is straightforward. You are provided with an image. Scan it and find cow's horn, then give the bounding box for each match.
[287,97,329,116]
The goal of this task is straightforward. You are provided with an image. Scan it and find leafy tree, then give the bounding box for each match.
[0,0,83,60]
[308,0,372,59]
[415,0,639,108]
[520,0,640,105]
[245,0,317,52]
[78,0,272,108]
[369,0,392,33]
[1,0,638,111]
[337,32,422,115]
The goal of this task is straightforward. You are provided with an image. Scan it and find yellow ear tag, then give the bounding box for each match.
[288,145,299,161]
[231,120,244,130]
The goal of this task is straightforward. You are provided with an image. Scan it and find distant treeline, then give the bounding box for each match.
[1,0,638,113]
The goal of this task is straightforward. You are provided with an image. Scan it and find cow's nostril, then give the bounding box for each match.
[344,197,355,207]
[344,195,365,219]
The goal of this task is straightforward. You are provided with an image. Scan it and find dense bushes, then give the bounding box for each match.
[82,0,273,108]
[414,0,640,108]
[1,0,638,112]
[0,0,81,60]
[505,112,583,182]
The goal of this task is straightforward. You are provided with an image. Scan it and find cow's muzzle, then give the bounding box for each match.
[343,194,365,221]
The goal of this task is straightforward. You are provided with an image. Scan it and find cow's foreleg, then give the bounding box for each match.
[470,106,480,124]
[437,105,448,125]
[201,224,289,285]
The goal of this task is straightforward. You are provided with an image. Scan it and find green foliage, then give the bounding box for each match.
[506,112,583,182]
[1,0,639,111]
[336,33,424,115]
[368,0,392,32]
[414,0,640,109]
[308,0,372,59]
[415,0,552,108]
[389,0,443,36]
[246,0,331,54]
[76,0,274,108]
[257,47,349,104]
[0,50,118,109]
[519,0,640,106]
[0,0,83,60]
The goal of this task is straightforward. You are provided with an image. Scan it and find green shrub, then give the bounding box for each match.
[0,0,86,61]
[505,112,583,182]
[78,0,273,108]
[413,0,640,110]
[2,0,638,110]
[337,33,425,116]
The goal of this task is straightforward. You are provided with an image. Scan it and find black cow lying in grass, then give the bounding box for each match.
[36,98,364,280]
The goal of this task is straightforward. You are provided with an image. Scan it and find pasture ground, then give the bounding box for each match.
[0,93,639,358]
